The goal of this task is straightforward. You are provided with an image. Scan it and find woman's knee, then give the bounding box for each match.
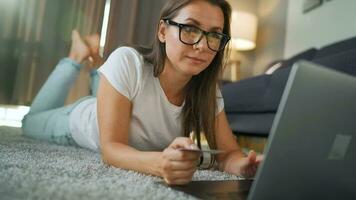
[21,113,42,138]
[21,114,32,136]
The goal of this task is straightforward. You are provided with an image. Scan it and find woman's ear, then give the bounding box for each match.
[157,20,166,43]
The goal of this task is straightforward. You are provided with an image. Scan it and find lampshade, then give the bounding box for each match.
[230,11,258,51]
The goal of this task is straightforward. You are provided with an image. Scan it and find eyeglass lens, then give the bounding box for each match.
[180,26,226,51]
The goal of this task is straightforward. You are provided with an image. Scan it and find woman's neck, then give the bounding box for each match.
[158,62,191,106]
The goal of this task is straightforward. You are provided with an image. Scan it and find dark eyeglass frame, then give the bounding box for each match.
[163,19,230,52]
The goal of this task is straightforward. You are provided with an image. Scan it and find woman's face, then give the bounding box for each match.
[159,0,225,78]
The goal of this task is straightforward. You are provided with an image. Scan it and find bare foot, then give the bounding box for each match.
[84,34,104,68]
[68,30,91,63]
[85,34,100,55]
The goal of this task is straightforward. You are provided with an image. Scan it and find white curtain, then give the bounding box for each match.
[0,0,105,105]
[0,0,170,106]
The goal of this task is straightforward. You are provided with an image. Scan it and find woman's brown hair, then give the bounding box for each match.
[136,0,232,167]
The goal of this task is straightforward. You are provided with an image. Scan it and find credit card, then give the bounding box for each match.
[178,148,225,155]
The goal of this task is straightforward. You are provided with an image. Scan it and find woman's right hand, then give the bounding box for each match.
[160,137,201,185]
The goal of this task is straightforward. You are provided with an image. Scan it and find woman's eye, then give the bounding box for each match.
[184,26,200,34]
[210,33,222,40]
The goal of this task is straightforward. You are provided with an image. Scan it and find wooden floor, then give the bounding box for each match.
[236,134,268,154]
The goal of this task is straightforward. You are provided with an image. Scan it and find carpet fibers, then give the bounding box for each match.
[0,126,239,200]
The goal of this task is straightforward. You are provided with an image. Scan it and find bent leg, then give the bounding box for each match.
[90,69,99,96]
[28,58,82,114]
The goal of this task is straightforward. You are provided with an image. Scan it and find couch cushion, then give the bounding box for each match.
[226,113,275,136]
[223,38,356,115]
[222,74,271,113]
[223,48,317,113]
[312,48,356,76]
[262,44,356,112]
[313,36,356,59]
[274,48,317,73]
[262,48,356,112]
[264,67,293,111]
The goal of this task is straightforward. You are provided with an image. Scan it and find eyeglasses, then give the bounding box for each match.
[164,19,230,52]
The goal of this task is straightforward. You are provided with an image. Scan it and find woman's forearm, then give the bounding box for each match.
[101,142,163,177]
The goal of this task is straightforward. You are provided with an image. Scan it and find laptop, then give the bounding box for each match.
[166,61,356,200]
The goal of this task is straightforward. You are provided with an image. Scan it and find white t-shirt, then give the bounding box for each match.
[69,47,224,152]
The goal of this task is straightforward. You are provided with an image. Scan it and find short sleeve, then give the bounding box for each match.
[97,47,142,100]
[216,88,224,114]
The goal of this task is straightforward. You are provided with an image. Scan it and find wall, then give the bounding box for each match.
[253,0,288,75]
[227,0,288,77]
[227,0,356,78]
[284,0,356,58]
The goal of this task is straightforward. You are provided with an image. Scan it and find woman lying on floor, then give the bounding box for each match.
[22,0,262,185]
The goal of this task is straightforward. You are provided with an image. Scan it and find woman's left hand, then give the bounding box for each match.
[225,150,264,178]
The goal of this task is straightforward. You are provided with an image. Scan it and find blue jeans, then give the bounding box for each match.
[22,58,99,146]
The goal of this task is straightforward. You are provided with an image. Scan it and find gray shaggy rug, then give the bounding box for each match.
[0,126,240,200]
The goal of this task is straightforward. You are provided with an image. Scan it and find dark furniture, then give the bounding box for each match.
[222,36,356,137]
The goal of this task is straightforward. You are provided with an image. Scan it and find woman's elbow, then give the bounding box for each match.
[100,143,113,165]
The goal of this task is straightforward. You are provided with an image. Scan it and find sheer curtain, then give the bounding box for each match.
[0,0,105,106]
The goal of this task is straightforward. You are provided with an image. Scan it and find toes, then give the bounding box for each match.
[69,30,92,63]
[71,30,81,41]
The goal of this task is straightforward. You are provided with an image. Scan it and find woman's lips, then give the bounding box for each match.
[186,56,206,64]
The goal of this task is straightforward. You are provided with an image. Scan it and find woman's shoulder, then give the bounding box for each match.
[97,46,145,100]
[110,46,143,61]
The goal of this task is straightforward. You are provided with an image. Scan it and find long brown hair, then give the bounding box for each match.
[136,0,231,163]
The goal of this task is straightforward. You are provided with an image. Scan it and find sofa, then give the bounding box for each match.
[222,36,356,137]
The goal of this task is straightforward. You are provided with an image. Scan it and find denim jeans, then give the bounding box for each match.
[22,58,99,146]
